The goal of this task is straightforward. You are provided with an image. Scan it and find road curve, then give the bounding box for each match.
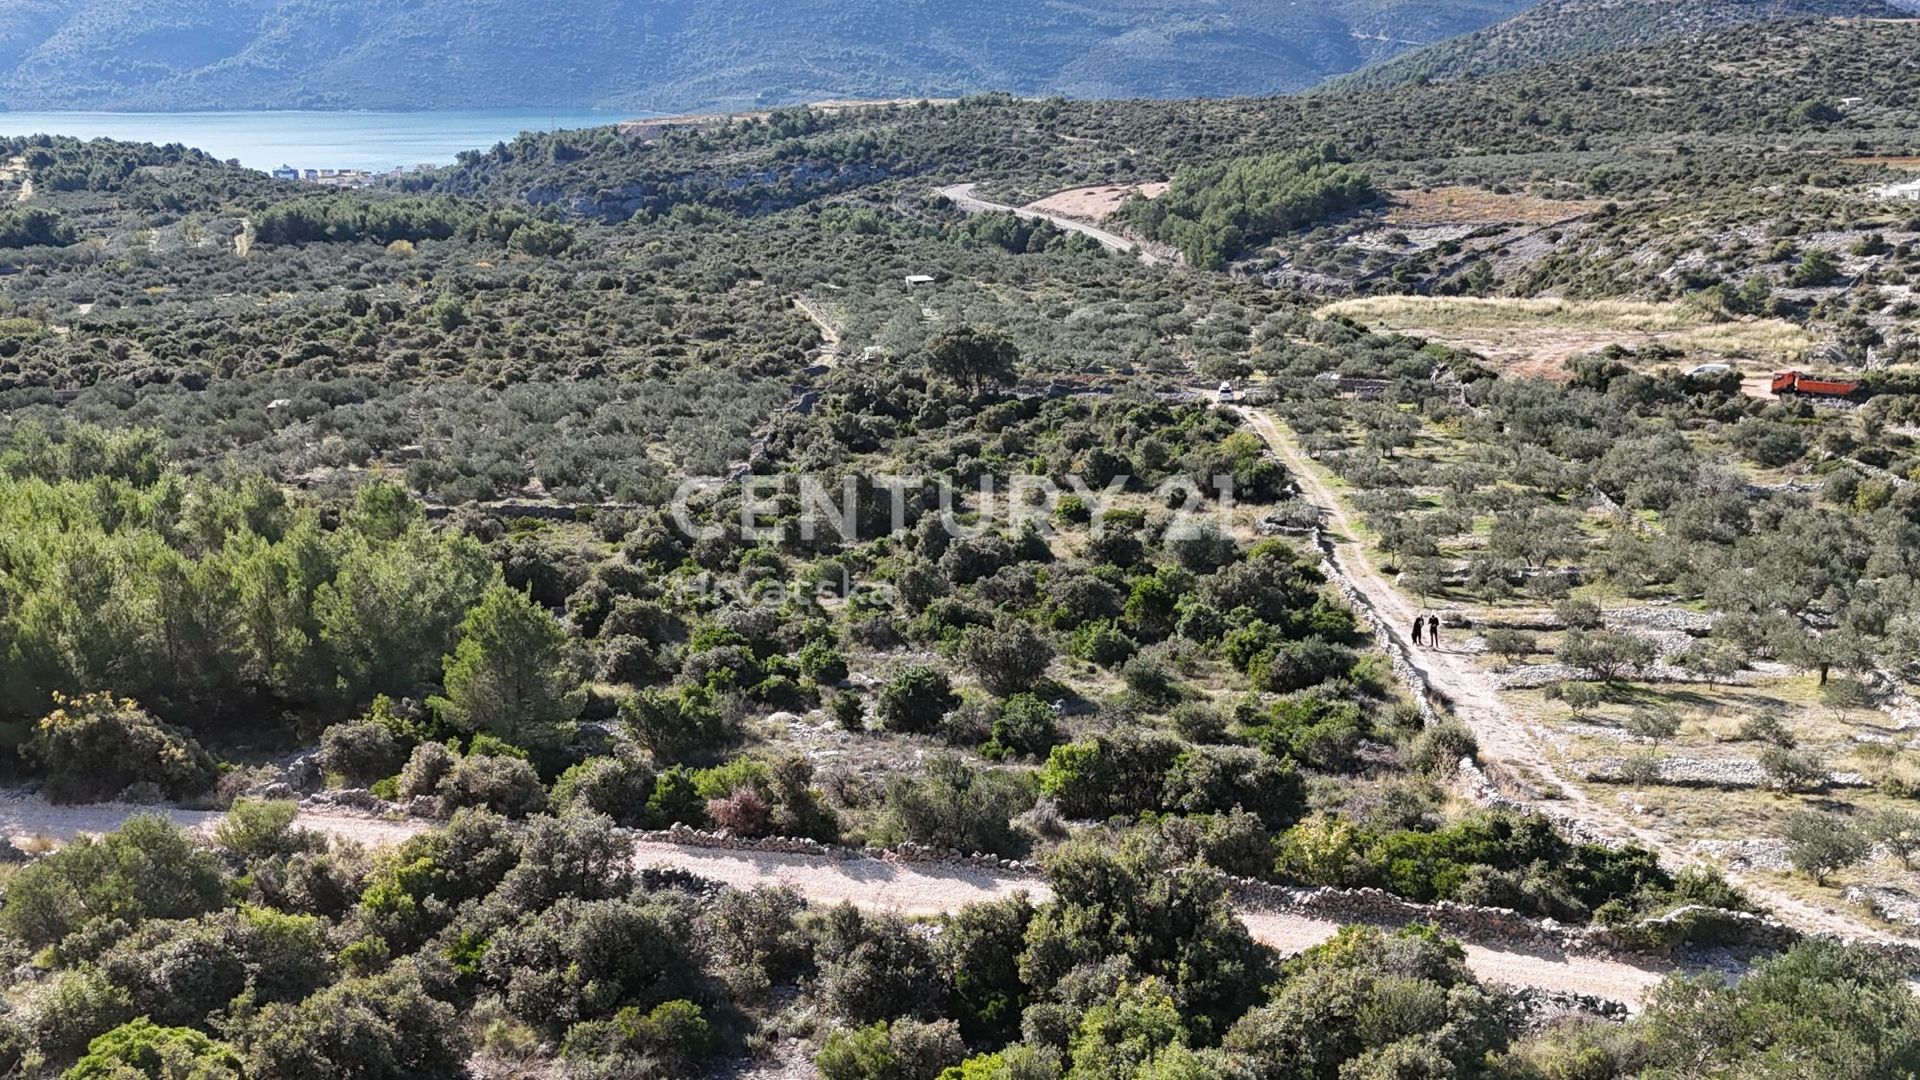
[0,793,1673,1009]
[937,183,1166,265]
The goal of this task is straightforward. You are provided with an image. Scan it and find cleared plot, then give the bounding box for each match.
[1318,296,1813,376]
[1385,185,1599,226]
[1025,181,1168,222]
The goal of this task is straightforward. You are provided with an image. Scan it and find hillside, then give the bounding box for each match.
[0,0,1530,112]
[1331,0,1916,91]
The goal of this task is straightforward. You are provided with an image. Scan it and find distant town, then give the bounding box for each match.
[266,162,440,188]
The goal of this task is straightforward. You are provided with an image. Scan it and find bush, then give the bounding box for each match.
[317,721,405,786]
[1070,620,1138,668]
[708,786,772,836]
[621,686,734,762]
[563,999,716,1075]
[480,896,696,1035]
[1037,732,1183,820]
[24,692,217,803]
[239,966,466,1080]
[1738,710,1796,748]
[1170,702,1228,743]
[982,694,1059,761]
[1160,745,1304,829]
[0,815,226,950]
[828,691,867,732]
[878,756,1036,856]
[550,756,655,825]
[1408,718,1478,777]
[1255,637,1358,693]
[438,753,549,818]
[876,667,959,734]
[67,1018,242,1080]
[214,799,319,860]
[397,742,459,799]
[956,623,1054,697]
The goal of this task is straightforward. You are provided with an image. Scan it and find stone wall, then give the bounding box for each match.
[1307,525,1441,729]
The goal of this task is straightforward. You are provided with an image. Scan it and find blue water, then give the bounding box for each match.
[0,109,632,173]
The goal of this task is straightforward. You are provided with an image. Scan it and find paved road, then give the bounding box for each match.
[0,794,1674,1009]
[937,183,1167,265]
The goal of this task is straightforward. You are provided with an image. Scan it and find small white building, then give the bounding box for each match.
[904,274,936,289]
[270,164,299,181]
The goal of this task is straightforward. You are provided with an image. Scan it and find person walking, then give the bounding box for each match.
[1428,614,1442,649]
[1411,616,1425,647]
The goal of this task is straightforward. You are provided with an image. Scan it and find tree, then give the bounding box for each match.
[1544,680,1605,720]
[1624,705,1681,747]
[923,326,1019,396]
[1785,810,1869,885]
[1483,629,1536,670]
[1869,808,1920,869]
[433,582,584,749]
[1558,629,1656,683]
[1761,746,1830,793]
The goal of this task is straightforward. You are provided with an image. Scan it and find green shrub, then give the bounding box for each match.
[876,666,959,734]
[550,756,655,825]
[24,692,217,804]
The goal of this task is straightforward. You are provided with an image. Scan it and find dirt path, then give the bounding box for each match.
[937,183,1167,266]
[0,793,1672,1007]
[792,296,844,365]
[1237,406,1892,944]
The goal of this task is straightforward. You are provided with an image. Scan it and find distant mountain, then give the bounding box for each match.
[0,0,1542,112]
[1329,0,1917,91]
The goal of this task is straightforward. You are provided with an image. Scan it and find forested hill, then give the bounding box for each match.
[1329,0,1917,91]
[0,0,1540,111]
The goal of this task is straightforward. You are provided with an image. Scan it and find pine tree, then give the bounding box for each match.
[433,582,584,749]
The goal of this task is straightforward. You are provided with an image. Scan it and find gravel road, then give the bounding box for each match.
[937,183,1167,265]
[0,793,1673,1009]
[1238,405,1896,945]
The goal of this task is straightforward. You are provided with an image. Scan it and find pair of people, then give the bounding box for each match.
[1410,613,1442,648]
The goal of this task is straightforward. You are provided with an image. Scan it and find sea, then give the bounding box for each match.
[0,109,633,174]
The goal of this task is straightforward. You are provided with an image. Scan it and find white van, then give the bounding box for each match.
[1218,381,1236,403]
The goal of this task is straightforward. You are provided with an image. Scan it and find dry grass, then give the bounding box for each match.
[1385,186,1599,226]
[1845,156,1920,170]
[1318,296,1814,373]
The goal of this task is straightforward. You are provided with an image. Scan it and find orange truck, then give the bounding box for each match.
[1771,370,1863,399]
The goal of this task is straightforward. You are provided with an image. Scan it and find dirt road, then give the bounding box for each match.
[937,183,1167,265]
[1237,405,1890,944]
[0,793,1672,1007]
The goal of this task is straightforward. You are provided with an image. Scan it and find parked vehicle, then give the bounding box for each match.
[1771,370,1862,399]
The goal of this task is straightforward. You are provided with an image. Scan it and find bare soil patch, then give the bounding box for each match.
[1026,181,1169,223]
